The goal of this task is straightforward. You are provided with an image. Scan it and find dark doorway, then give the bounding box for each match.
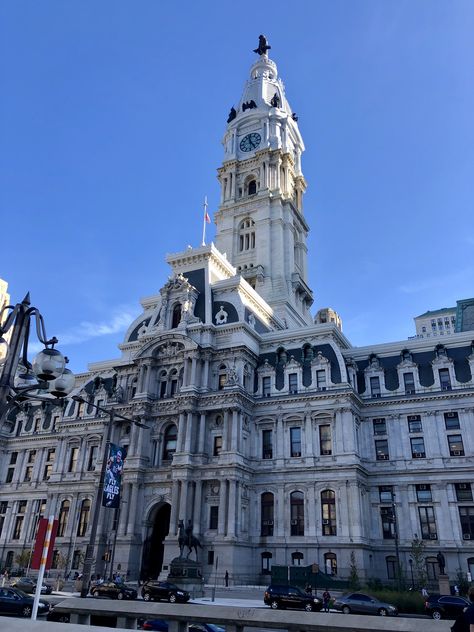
[141,504,170,580]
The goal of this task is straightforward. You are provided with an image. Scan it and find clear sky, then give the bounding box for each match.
[1,1,473,375]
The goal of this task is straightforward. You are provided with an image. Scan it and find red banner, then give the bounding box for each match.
[30,518,58,570]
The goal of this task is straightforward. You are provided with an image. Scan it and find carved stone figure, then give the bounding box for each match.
[227,107,237,123]
[270,92,280,108]
[215,306,228,325]
[242,100,257,112]
[253,34,271,56]
[436,551,446,574]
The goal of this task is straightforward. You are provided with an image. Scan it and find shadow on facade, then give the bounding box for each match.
[141,503,170,580]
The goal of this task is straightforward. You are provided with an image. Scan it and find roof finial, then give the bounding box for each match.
[253,35,271,56]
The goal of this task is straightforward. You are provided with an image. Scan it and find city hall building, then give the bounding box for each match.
[1,42,473,586]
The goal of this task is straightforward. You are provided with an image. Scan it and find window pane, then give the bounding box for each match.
[290,428,301,457]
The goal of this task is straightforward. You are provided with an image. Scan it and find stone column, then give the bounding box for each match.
[227,479,237,537]
[169,481,180,535]
[179,481,189,523]
[184,412,194,453]
[193,480,203,536]
[276,486,285,537]
[198,413,206,453]
[230,409,239,452]
[307,486,316,537]
[126,483,139,536]
[276,417,284,458]
[223,410,230,451]
[118,483,130,536]
[202,358,210,390]
[218,480,227,535]
[304,412,313,457]
[177,413,186,452]
[190,357,198,387]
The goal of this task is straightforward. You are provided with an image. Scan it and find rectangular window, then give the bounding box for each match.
[0,501,7,513]
[262,430,273,459]
[262,376,271,397]
[375,439,389,460]
[316,370,326,389]
[439,368,451,390]
[76,401,85,418]
[159,381,167,398]
[0,516,4,539]
[209,506,218,530]
[213,436,222,457]
[10,452,18,465]
[370,376,381,397]
[18,501,27,513]
[24,466,33,482]
[380,507,395,539]
[207,550,214,565]
[218,374,226,390]
[418,506,437,539]
[411,437,426,458]
[87,445,98,471]
[459,507,474,539]
[444,412,460,430]
[379,486,393,503]
[43,464,52,480]
[416,484,432,502]
[455,483,473,502]
[319,425,332,455]
[28,450,36,463]
[448,434,465,456]
[68,447,79,472]
[288,373,298,394]
[408,415,422,433]
[403,372,415,393]
[47,448,56,462]
[373,418,386,435]
[5,468,14,483]
[290,427,301,457]
[12,516,23,540]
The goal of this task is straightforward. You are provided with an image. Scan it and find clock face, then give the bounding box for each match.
[240,132,261,152]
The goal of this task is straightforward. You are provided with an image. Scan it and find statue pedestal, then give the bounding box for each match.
[168,557,204,598]
[438,574,450,595]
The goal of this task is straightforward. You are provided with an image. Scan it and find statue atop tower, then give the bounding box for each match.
[253,34,271,56]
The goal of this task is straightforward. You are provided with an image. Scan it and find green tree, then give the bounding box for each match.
[348,551,360,589]
[410,536,427,589]
[14,550,31,571]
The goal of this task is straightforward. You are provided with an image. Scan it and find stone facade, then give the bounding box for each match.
[0,44,473,587]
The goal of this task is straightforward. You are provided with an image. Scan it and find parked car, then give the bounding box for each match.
[90,581,138,600]
[47,605,71,623]
[10,576,53,594]
[333,592,398,616]
[425,594,471,620]
[141,581,190,603]
[0,586,50,617]
[263,584,323,611]
[141,621,224,632]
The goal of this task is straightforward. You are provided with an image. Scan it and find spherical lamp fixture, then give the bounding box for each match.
[48,368,75,398]
[32,348,65,381]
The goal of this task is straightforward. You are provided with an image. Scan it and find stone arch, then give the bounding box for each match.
[140,501,171,581]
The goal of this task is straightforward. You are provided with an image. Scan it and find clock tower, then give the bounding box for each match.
[214,37,313,328]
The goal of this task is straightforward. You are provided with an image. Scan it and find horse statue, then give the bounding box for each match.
[177,520,186,558]
[177,519,202,561]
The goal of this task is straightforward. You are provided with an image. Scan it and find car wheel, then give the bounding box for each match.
[143,592,152,601]
[270,600,279,609]
[342,606,351,615]
[169,593,177,603]
[378,608,388,616]
[432,610,442,620]
[304,603,314,612]
[117,592,124,600]
[58,615,70,623]
[92,590,100,598]
[22,605,33,617]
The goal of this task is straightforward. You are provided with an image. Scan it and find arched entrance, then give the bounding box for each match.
[141,503,171,580]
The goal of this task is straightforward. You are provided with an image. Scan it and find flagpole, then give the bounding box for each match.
[201,196,208,246]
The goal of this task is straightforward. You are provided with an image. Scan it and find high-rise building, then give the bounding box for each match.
[0,41,473,586]
[413,298,474,339]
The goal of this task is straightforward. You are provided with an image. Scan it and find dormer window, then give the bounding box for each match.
[238,218,255,252]
[171,303,181,329]
[248,179,257,195]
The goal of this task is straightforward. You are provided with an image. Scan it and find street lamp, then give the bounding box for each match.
[408,557,414,590]
[72,396,149,597]
[0,293,74,421]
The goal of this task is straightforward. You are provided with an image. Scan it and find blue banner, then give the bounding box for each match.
[102,443,126,508]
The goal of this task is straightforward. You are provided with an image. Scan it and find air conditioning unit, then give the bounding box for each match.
[267,520,274,526]
[378,455,389,460]
[263,452,273,459]
[322,450,331,455]
[292,452,301,457]
[446,412,457,418]
[264,393,271,398]
[373,393,381,398]
[418,484,427,490]
[291,519,298,525]
[322,519,330,525]
[442,385,452,391]
[453,450,462,456]
[430,533,438,540]
[463,534,471,540]
[413,453,425,458]
[459,483,468,489]
[290,389,298,394]
[406,390,415,395]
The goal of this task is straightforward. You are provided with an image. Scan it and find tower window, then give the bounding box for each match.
[171,303,182,329]
[238,218,255,252]
[248,180,257,195]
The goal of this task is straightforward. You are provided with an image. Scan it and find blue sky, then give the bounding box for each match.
[1,1,473,374]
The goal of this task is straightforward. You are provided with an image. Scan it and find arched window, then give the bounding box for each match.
[386,555,397,579]
[171,303,182,329]
[163,425,177,461]
[321,490,336,535]
[169,369,178,396]
[291,551,304,566]
[238,219,255,252]
[261,551,272,574]
[57,500,70,537]
[290,491,304,536]
[324,552,337,575]
[218,364,227,390]
[159,370,167,398]
[261,492,274,536]
[248,179,257,195]
[77,499,91,537]
[130,378,137,400]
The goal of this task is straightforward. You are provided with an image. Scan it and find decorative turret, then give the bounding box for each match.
[214,37,313,328]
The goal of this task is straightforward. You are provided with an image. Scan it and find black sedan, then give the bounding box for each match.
[425,594,470,620]
[91,581,138,600]
[141,581,190,603]
[10,576,53,594]
[0,586,50,617]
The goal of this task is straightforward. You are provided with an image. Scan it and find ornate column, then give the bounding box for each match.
[276,416,284,458]
[218,480,227,535]
[202,358,210,390]
[169,480,180,535]
[230,409,239,451]
[190,357,198,387]
[227,479,237,538]
[184,412,194,453]
[177,412,186,452]
[307,486,316,537]
[276,486,285,537]
[179,481,189,523]
[193,480,203,536]
[304,411,313,457]
[198,413,206,453]
[126,482,139,536]
[223,409,230,451]
[118,483,130,536]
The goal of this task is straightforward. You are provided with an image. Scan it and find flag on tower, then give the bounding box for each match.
[202,196,210,246]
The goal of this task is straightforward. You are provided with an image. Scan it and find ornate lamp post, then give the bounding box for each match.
[72,396,149,598]
[0,293,75,421]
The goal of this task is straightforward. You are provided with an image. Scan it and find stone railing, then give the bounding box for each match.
[27,597,453,632]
